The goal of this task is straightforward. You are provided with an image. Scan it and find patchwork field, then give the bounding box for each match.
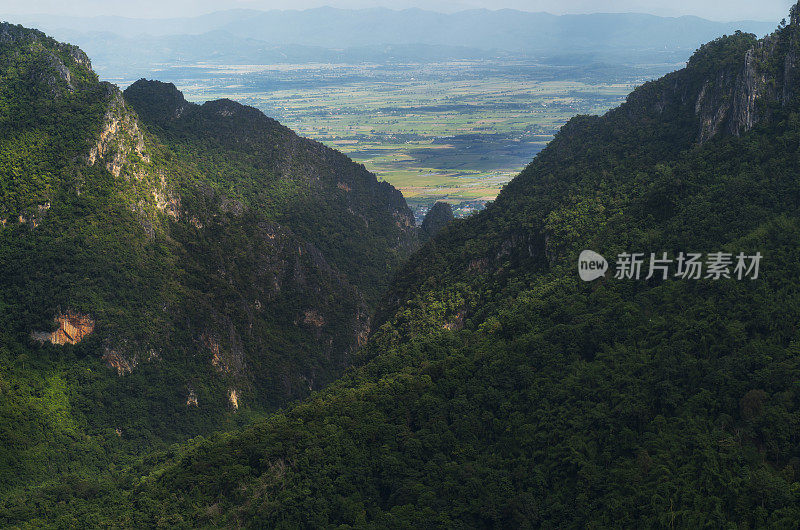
[148,60,669,219]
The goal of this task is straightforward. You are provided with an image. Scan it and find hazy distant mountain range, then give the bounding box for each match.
[0,8,779,78]
[4,8,778,49]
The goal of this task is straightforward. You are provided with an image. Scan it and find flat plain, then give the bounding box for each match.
[145,59,673,218]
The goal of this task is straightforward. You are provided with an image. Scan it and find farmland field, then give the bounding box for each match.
[144,60,672,219]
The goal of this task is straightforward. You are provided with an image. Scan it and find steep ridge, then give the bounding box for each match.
[0,23,417,494]
[19,4,800,527]
[123,79,416,304]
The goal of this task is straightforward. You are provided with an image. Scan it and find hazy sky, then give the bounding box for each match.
[0,0,793,22]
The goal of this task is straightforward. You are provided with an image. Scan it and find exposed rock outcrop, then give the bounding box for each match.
[229,389,239,411]
[203,332,226,373]
[635,10,800,145]
[31,311,95,345]
[693,35,782,143]
[87,87,180,223]
[202,329,245,377]
[354,309,371,348]
[88,91,149,177]
[102,351,134,376]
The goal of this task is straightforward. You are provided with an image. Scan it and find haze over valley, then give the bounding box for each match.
[9,8,780,219]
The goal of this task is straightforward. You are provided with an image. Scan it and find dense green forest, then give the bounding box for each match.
[0,22,416,500]
[5,3,800,527]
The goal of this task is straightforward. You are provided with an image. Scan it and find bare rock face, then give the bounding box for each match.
[203,328,245,377]
[228,389,239,411]
[354,309,371,348]
[622,11,800,147]
[727,46,770,135]
[102,351,134,376]
[43,51,75,92]
[694,18,800,143]
[203,332,224,372]
[86,86,181,228]
[31,311,95,345]
[87,91,149,178]
[694,67,739,143]
[694,35,783,143]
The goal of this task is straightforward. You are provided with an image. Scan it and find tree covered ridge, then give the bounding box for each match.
[0,23,418,497]
[123,78,417,304]
[5,7,800,528]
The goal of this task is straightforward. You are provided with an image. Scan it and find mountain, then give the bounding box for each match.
[420,200,454,240]
[6,9,778,81]
[10,8,777,51]
[210,8,778,52]
[7,4,800,526]
[41,30,502,80]
[0,22,416,494]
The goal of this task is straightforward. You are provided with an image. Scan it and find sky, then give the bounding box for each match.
[0,0,793,22]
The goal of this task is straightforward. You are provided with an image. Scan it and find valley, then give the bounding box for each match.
[3,4,800,527]
[130,59,672,220]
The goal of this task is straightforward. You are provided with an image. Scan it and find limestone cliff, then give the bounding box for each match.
[622,9,800,145]
[87,86,180,224]
[31,311,95,345]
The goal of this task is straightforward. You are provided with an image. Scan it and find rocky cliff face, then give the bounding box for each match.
[694,34,783,143]
[623,10,800,145]
[31,311,95,345]
[86,85,182,229]
[88,89,149,176]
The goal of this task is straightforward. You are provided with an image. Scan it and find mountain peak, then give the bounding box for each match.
[123,79,191,122]
[791,1,800,26]
[0,22,89,67]
[420,201,454,240]
[0,22,94,93]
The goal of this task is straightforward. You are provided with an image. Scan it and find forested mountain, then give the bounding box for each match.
[7,1,800,526]
[6,3,800,527]
[420,200,454,241]
[0,22,415,495]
